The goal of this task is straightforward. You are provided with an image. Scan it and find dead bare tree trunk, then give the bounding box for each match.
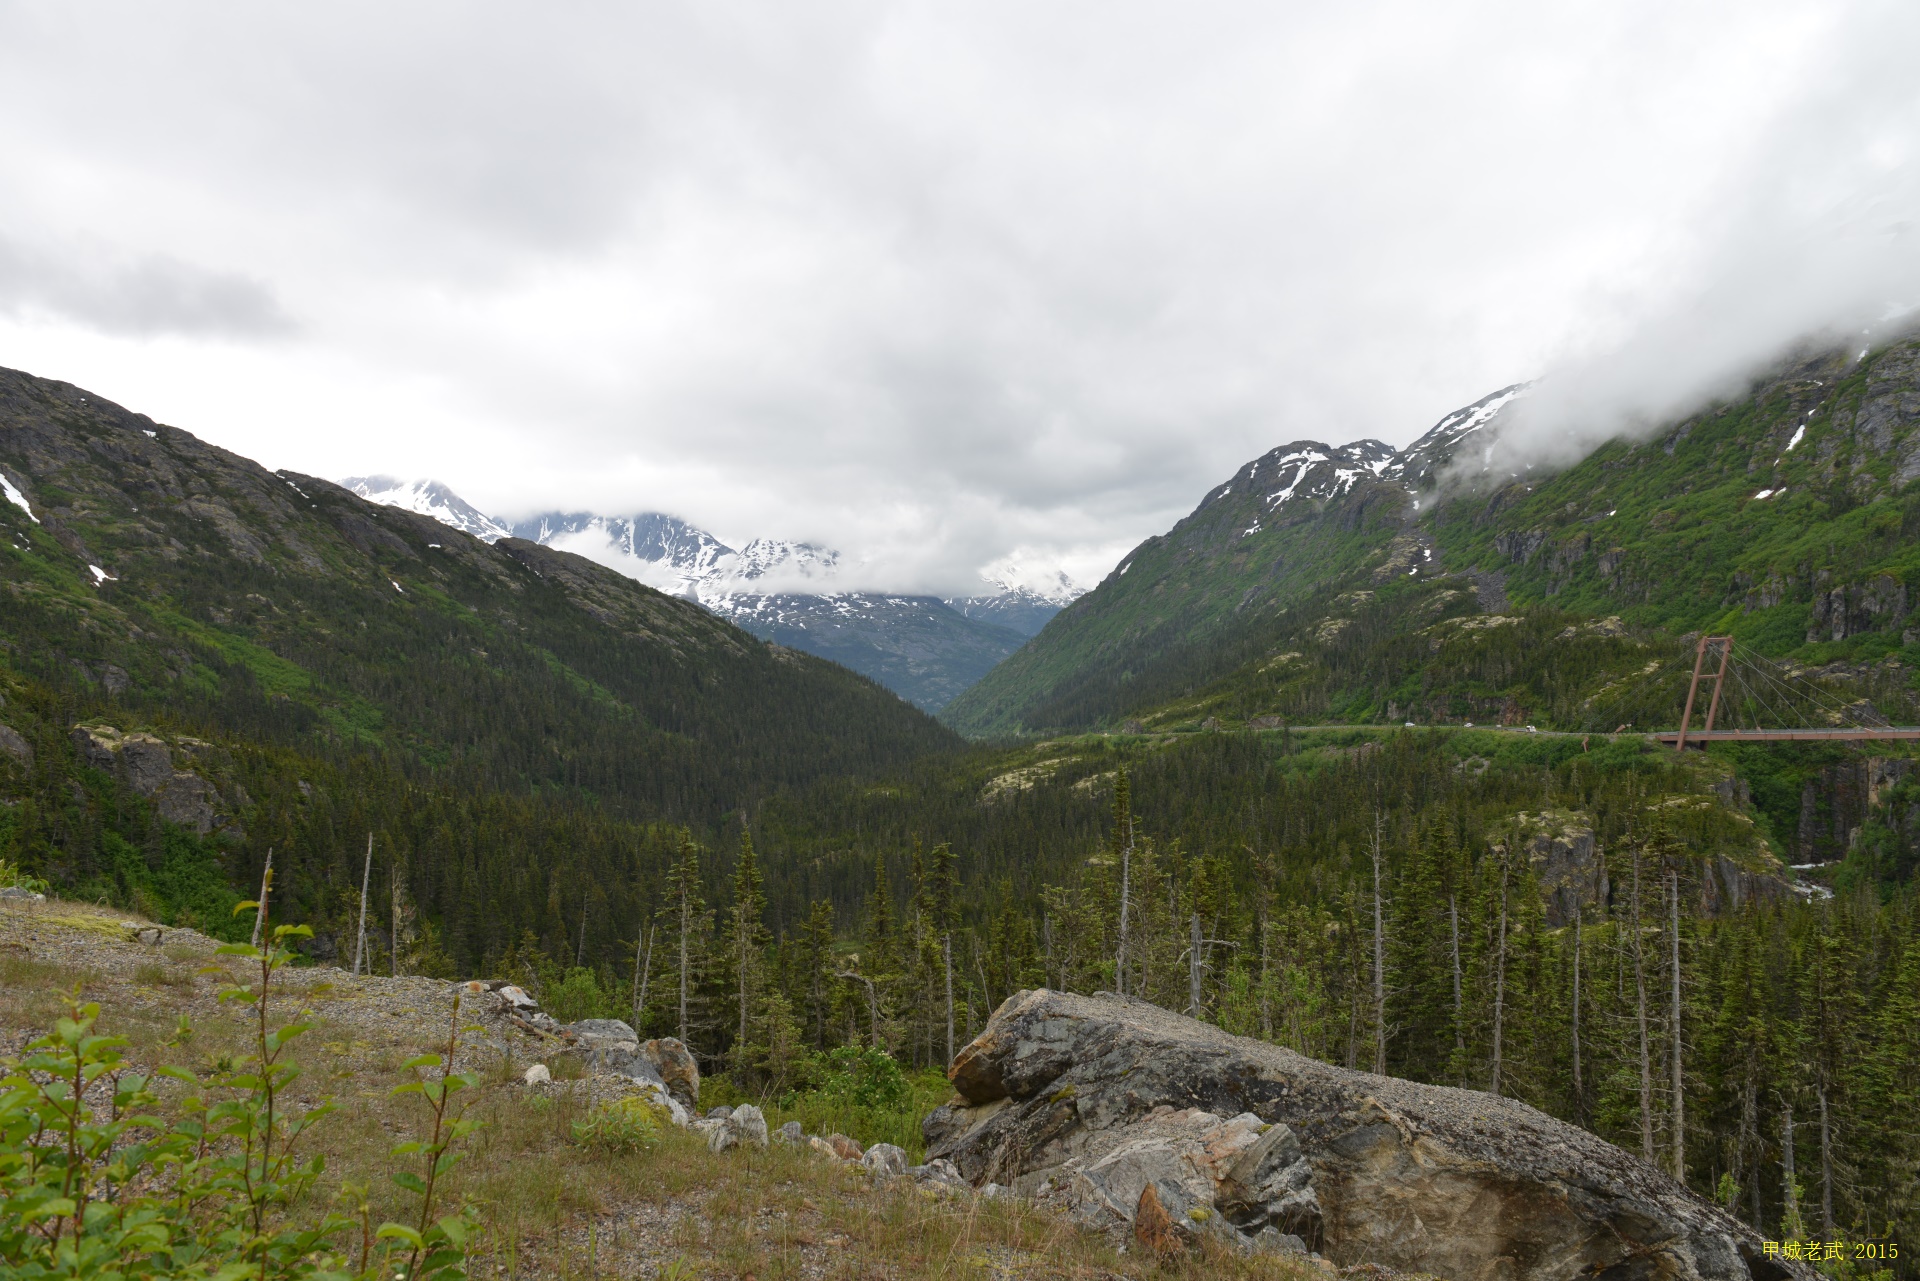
[678,883,691,1043]
[391,856,402,978]
[633,924,654,1031]
[1782,1104,1799,1233]
[1632,847,1653,1161]
[1449,892,1464,1085]
[1370,812,1387,1075]
[1116,825,1133,997]
[1189,913,1203,1018]
[353,833,372,977]
[1491,850,1510,1097]
[250,849,274,949]
[838,971,880,1047]
[1817,1081,1834,1235]
[944,932,955,1065]
[577,900,588,967]
[1670,869,1685,1183]
[1259,908,1274,1040]
[1571,904,1584,1119]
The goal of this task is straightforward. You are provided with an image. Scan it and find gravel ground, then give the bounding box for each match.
[0,897,1324,1281]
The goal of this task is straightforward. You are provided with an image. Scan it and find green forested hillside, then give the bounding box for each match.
[1437,341,1920,657]
[947,338,1920,741]
[940,438,1418,737]
[0,364,956,952]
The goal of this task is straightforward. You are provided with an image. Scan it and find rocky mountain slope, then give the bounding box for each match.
[340,474,513,542]
[0,364,955,817]
[941,386,1520,736]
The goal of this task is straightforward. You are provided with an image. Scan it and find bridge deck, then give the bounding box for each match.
[1654,727,1920,744]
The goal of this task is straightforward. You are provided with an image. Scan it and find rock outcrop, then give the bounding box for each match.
[0,724,33,767]
[68,725,225,836]
[563,1016,703,1118]
[925,989,1808,1281]
[1510,809,1607,927]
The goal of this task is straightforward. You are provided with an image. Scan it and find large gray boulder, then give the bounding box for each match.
[924,989,1808,1281]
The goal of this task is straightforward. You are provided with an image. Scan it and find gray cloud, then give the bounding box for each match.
[1481,0,1920,472]
[0,1,1911,592]
[0,235,294,340]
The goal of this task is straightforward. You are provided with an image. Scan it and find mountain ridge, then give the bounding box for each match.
[343,482,1082,710]
[940,386,1523,736]
[0,364,954,814]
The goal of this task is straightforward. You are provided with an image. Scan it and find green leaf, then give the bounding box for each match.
[390,1171,429,1195]
[401,1054,442,1070]
[376,1223,426,1249]
[24,1196,77,1220]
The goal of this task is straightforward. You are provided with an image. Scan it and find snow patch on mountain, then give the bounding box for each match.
[341,476,512,543]
[343,482,1084,639]
[1197,384,1532,526]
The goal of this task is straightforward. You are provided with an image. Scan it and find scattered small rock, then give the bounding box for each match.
[523,1063,551,1085]
[907,1158,968,1196]
[860,1143,907,1178]
[775,1121,804,1145]
[827,1133,863,1161]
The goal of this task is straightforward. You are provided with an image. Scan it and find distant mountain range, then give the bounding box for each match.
[340,478,1082,711]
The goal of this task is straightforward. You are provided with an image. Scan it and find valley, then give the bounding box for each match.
[4,340,1920,1275]
[343,479,1077,712]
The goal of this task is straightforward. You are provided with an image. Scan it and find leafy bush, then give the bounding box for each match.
[810,1046,909,1111]
[570,1097,664,1155]
[738,1050,949,1159]
[0,882,480,1281]
[540,967,616,1024]
[0,856,48,893]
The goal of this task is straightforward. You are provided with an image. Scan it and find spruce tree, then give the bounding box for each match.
[725,826,770,1075]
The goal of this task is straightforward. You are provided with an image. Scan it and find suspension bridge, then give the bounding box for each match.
[1656,635,1920,750]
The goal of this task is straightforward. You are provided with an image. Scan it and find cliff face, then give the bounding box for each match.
[927,989,1808,1281]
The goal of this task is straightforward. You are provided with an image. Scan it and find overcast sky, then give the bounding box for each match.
[0,1,1913,593]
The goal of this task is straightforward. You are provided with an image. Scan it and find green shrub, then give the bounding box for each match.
[540,967,615,1024]
[0,856,48,893]
[811,1045,909,1111]
[570,1096,664,1155]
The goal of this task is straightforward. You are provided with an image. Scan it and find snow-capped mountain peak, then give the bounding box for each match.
[340,476,512,542]
[1387,383,1528,489]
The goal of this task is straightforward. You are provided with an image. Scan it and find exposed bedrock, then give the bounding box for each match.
[924,989,1806,1281]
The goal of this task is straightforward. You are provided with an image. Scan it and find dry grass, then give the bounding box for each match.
[0,902,1326,1281]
